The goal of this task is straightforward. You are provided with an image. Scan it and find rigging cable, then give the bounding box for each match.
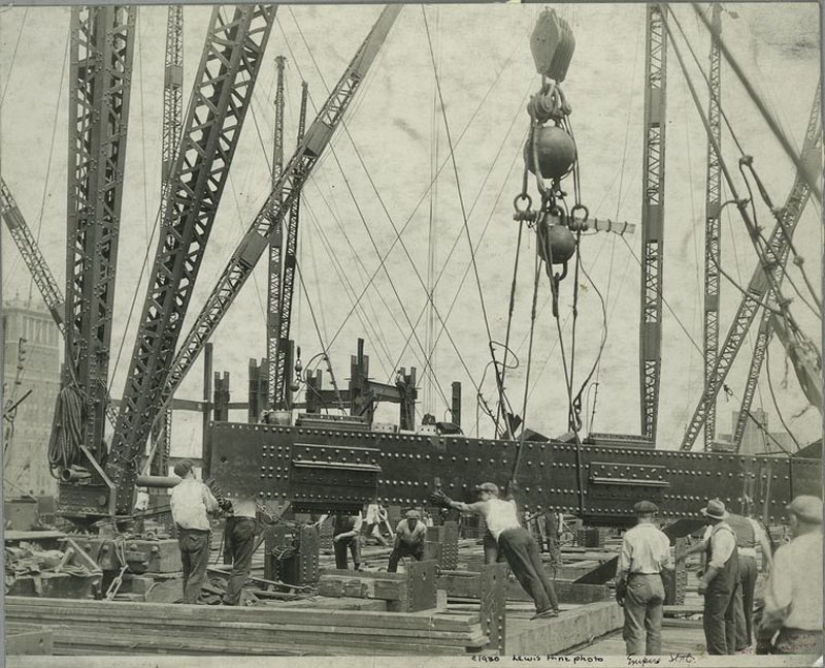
[690,2,821,204]
[765,343,802,451]
[422,6,512,428]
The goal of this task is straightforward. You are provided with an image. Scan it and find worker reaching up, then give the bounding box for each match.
[431,480,560,620]
[387,509,427,572]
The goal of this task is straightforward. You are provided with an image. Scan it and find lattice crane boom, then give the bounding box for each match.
[0,176,65,332]
[63,6,136,463]
[680,83,822,451]
[272,80,309,411]
[702,3,722,451]
[103,5,277,516]
[165,5,402,403]
[639,4,667,443]
[266,55,286,412]
[732,83,823,448]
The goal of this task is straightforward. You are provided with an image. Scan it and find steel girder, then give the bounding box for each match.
[105,5,277,515]
[166,6,402,402]
[1,177,65,331]
[64,6,135,462]
[640,4,667,443]
[208,422,820,526]
[266,56,286,412]
[732,84,823,448]
[681,84,822,451]
[272,82,309,410]
[702,4,722,451]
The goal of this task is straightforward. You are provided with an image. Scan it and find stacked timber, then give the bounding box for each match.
[5,597,488,655]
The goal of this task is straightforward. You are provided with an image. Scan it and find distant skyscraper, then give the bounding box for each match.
[3,299,60,497]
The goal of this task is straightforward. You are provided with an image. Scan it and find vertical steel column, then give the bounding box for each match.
[65,6,135,462]
[702,3,722,451]
[639,4,667,443]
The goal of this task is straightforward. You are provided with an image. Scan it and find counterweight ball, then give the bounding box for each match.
[524,125,577,180]
[537,212,576,265]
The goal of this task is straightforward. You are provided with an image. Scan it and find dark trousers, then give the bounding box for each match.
[334,535,361,570]
[498,526,559,613]
[623,574,665,656]
[388,541,425,572]
[703,579,739,655]
[178,528,211,604]
[223,517,257,605]
[733,555,759,649]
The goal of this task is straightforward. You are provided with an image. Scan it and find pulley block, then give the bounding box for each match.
[530,9,576,83]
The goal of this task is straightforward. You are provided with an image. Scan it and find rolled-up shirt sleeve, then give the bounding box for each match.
[617,537,632,577]
[709,529,736,570]
[763,547,792,620]
[202,485,219,513]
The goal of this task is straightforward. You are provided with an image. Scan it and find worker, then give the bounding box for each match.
[756,495,822,656]
[432,481,560,620]
[133,488,150,534]
[362,500,389,547]
[169,459,220,604]
[317,512,362,570]
[696,499,740,655]
[614,500,674,656]
[727,511,774,651]
[388,509,427,572]
[681,508,774,652]
[221,495,258,606]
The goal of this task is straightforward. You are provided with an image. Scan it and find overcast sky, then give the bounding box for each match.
[1,3,821,455]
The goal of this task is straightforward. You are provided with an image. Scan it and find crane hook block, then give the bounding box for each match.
[530,9,576,83]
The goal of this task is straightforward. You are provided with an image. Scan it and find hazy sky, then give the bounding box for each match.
[1,3,821,456]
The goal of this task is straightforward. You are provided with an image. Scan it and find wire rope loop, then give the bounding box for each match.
[513,193,532,215]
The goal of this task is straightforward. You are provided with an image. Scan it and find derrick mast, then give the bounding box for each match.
[703,3,722,450]
[639,4,667,443]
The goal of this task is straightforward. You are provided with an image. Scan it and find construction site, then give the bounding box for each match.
[1,2,822,664]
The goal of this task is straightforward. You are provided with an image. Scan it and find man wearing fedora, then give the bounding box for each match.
[388,509,427,572]
[169,459,220,604]
[431,480,560,620]
[757,495,822,656]
[615,500,674,656]
[697,498,740,655]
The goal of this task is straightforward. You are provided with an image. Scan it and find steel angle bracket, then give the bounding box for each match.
[406,559,437,612]
[480,563,507,654]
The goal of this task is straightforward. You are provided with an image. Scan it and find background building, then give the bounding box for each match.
[3,299,60,498]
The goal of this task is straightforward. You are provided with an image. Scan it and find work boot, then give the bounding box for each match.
[530,608,559,621]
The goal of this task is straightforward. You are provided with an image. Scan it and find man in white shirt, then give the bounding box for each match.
[388,509,427,572]
[433,481,560,620]
[169,459,220,604]
[697,499,740,655]
[757,495,822,657]
[615,500,674,656]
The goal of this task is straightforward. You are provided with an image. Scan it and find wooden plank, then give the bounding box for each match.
[6,612,483,643]
[438,572,610,604]
[506,601,623,654]
[5,596,478,630]
[5,596,479,630]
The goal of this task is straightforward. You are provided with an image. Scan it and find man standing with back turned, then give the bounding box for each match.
[432,481,560,620]
[169,459,220,604]
[615,500,674,656]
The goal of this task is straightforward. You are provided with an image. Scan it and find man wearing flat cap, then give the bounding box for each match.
[757,495,822,656]
[388,509,427,572]
[697,499,740,655]
[615,500,673,656]
[431,480,560,620]
[169,459,220,604]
